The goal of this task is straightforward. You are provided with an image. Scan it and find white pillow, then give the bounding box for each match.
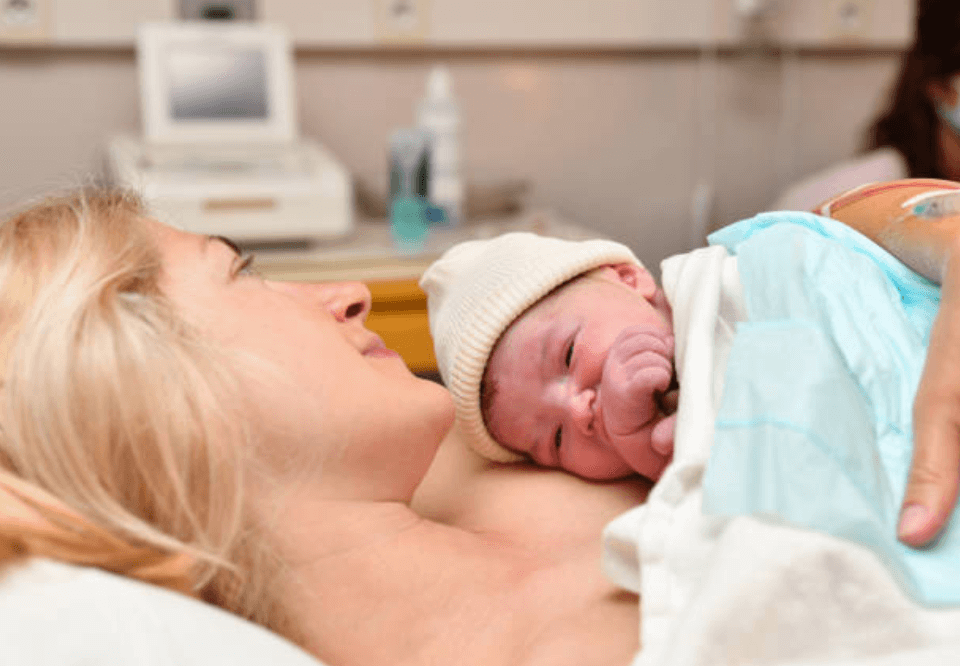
[0,558,327,666]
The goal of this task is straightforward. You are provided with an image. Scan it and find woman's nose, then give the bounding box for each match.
[319,281,372,323]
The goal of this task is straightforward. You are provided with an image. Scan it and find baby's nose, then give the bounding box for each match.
[567,387,596,435]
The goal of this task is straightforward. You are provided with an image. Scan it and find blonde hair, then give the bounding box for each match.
[0,190,289,636]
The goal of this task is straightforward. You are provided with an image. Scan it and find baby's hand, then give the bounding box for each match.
[598,325,676,477]
[601,326,674,433]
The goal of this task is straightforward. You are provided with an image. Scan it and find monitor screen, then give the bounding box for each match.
[165,46,269,121]
[138,23,295,143]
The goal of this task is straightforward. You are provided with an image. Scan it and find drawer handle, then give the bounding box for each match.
[203,198,277,212]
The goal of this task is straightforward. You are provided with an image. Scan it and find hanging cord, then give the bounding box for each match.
[690,1,721,248]
[776,43,801,206]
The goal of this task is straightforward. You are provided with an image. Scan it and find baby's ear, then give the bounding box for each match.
[594,263,657,299]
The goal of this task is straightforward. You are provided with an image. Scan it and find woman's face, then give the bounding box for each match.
[151,221,454,502]
[927,75,960,181]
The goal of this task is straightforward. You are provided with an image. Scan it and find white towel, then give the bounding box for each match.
[602,245,960,666]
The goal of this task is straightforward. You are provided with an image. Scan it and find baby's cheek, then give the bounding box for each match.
[563,440,636,480]
[483,393,543,461]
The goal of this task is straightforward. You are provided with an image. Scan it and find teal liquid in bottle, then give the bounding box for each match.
[390,196,429,252]
[389,128,431,253]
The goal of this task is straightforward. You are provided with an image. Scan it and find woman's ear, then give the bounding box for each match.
[592,263,658,299]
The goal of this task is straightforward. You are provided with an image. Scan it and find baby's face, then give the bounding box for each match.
[484,263,677,481]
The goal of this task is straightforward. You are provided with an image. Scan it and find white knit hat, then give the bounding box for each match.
[420,232,642,463]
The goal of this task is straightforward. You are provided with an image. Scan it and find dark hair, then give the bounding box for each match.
[867,0,960,176]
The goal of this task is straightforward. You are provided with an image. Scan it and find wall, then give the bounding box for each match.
[0,0,909,273]
[5,0,912,48]
[0,45,901,273]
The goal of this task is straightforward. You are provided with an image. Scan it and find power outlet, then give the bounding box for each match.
[736,0,780,20]
[0,0,49,43]
[823,0,874,41]
[180,0,256,21]
[376,0,429,44]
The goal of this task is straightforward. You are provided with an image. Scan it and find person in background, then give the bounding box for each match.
[773,0,960,210]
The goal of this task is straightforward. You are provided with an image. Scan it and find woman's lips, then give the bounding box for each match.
[364,336,401,358]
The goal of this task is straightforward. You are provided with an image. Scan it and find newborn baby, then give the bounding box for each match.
[421,232,677,481]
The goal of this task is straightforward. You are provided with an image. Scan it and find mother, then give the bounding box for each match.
[0,191,647,666]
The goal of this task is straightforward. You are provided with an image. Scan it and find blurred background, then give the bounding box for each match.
[0,0,916,274]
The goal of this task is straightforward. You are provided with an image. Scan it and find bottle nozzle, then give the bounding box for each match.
[427,66,453,100]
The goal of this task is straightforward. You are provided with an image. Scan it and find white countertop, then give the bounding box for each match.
[254,209,606,282]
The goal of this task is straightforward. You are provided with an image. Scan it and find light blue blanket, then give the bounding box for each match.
[702,211,960,606]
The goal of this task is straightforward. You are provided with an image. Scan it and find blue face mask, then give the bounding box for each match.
[936,77,960,136]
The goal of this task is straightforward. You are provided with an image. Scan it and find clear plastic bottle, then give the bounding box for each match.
[417,66,464,226]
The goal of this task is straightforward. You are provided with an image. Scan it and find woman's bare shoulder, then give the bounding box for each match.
[412,429,650,550]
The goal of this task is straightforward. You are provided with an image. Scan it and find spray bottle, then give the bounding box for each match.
[417,66,464,226]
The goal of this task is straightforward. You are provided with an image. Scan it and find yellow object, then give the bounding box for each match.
[365,279,436,374]
[258,262,437,374]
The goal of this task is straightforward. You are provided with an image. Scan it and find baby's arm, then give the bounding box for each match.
[814,179,960,548]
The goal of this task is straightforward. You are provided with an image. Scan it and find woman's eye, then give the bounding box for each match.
[554,426,563,451]
[564,341,574,367]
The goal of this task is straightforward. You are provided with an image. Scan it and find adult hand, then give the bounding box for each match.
[806,178,960,546]
[901,248,960,546]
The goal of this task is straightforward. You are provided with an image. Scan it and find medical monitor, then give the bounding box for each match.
[137,22,296,145]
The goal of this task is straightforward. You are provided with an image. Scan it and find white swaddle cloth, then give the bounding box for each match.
[602,214,960,666]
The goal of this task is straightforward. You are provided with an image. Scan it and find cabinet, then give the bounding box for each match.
[365,279,435,373]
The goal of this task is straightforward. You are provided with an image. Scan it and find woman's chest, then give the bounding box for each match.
[477,556,639,666]
[414,434,650,544]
